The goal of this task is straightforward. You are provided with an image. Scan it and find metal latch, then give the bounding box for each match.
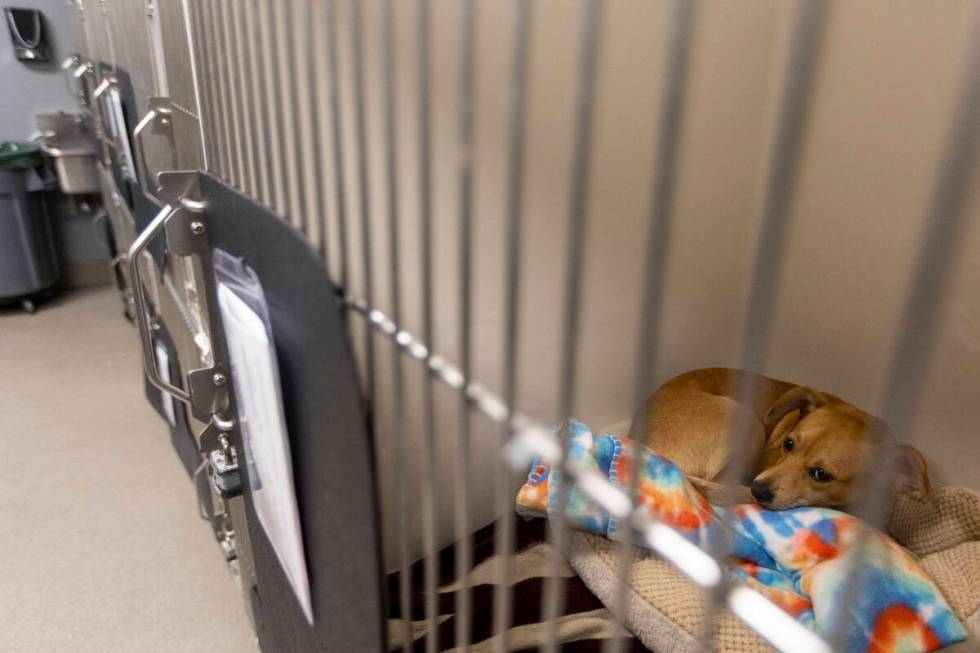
[209,434,242,499]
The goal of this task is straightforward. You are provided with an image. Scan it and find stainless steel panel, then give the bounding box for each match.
[79,0,110,70]
[104,0,172,180]
[66,0,91,60]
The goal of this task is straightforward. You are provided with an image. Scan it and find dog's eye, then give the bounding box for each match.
[809,467,834,483]
[783,437,795,452]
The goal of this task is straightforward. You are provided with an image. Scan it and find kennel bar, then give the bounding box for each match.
[692,0,828,646]
[258,0,285,214]
[222,0,248,193]
[225,0,246,190]
[380,1,412,649]
[210,0,230,182]
[351,0,376,403]
[292,0,318,243]
[213,0,237,189]
[326,0,350,290]
[416,1,442,650]
[492,1,532,649]
[180,0,211,171]
[610,0,695,651]
[278,0,303,230]
[241,0,264,203]
[305,0,330,261]
[454,0,477,648]
[195,0,224,180]
[541,0,604,649]
[186,0,214,175]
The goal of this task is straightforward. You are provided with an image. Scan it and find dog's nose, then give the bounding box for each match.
[750,480,774,506]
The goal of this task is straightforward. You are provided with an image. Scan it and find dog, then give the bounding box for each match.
[627,367,931,511]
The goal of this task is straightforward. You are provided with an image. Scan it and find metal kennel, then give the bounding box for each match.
[65,0,980,651]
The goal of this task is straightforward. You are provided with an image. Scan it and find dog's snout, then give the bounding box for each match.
[750,480,774,506]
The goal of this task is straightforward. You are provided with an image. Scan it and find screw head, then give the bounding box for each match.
[212,373,226,386]
[190,221,206,235]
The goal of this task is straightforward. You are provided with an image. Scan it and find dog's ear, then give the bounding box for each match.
[889,443,932,502]
[764,386,826,436]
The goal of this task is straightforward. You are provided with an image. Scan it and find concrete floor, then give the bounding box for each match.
[0,288,258,652]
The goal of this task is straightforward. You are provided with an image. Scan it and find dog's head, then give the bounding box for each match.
[749,386,931,511]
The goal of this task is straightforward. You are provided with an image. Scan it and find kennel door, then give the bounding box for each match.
[200,173,385,652]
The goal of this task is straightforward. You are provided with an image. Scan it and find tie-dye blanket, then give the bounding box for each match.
[516,420,967,653]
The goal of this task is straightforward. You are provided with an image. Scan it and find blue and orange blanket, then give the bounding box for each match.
[516,421,967,653]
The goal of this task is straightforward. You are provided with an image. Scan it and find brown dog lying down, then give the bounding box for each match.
[628,367,931,511]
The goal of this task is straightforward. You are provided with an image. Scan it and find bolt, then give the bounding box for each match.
[212,372,226,386]
[190,221,206,235]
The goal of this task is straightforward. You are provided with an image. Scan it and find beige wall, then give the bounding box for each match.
[320,0,979,568]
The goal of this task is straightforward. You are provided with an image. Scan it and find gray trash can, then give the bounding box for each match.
[0,142,59,313]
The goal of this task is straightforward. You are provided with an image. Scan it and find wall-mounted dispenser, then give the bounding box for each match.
[4,7,49,62]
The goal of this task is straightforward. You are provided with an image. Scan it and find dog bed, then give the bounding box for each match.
[567,485,980,653]
[386,515,647,651]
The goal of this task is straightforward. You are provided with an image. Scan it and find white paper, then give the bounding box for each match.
[217,282,313,624]
[105,88,137,182]
[154,343,176,427]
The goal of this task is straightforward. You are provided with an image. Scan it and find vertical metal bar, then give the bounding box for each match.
[702,0,826,646]
[722,0,826,490]
[867,5,980,509]
[380,2,411,649]
[199,0,225,179]
[207,0,230,181]
[307,0,331,263]
[274,0,303,229]
[351,0,376,401]
[326,0,351,291]
[182,0,210,171]
[417,1,440,651]
[244,0,271,206]
[219,0,245,189]
[230,0,257,197]
[147,0,170,97]
[188,0,213,173]
[607,3,694,653]
[293,0,318,241]
[830,9,980,649]
[542,2,603,649]
[454,1,477,650]
[258,0,286,215]
[100,0,117,74]
[211,0,236,186]
[492,1,532,649]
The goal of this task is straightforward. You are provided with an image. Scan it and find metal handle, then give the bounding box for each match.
[128,203,192,405]
[92,78,115,146]
[60,55,86,102]
[133,108,159,195]
[133,98,177,200]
